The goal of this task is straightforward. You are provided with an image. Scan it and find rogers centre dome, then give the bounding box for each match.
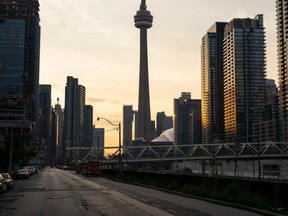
[151,128,174,142]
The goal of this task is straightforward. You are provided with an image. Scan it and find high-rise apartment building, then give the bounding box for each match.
[54,98,64,159]
[156,112,173,137]
[92,127,104,161]
[123,105,134,147]
[134,111,139,140]
[223,15,267,142]
[174,92,201,145]
[64,76,86,154]
[201,22,227,143]
[0,0,41,147]
[265,79,280,141]
[156,112,166,137]
[84,105,93,149]
[92,127,104,148]
[50,109,58,163]
[190,100,202,144]
[38,85,51,164]
[266,79,277,105]
[276,0,288,141]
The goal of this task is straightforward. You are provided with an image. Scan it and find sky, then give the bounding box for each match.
[39,0,277,147]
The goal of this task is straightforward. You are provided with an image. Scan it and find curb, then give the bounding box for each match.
[104,175,286,216]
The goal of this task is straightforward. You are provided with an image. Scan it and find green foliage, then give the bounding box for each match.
[0,135,36,172]
[101,171,288,215]
[0,146,9,171]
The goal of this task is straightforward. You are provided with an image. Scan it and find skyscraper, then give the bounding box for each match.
[38,85,51,164]
[174,92,194,145]
[266,79,279,132]
[190,99,202,144]
[84,105,93,149]
[0,0,40,147]
[276,0,288,141]
[92,127,104,161]
[50,109,57,163]
[156,112,173,137]
[123,105,134,147]
[54,98,64,159]
[64,76,86,153]
[223,15,267,142]
[266,79,277,105]
[134,0,153,141]
[201,22,227,143]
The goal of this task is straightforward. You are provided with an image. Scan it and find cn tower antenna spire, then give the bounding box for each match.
[140,0,147,10]
[134,0,153,141]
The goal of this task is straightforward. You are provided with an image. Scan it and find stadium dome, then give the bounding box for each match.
[152,128,174,142]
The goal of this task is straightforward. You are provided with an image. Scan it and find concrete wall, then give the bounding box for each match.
[173,159,288,180]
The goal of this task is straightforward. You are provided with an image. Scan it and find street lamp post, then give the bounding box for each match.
[257,112,261,181]
[97,117,122,176]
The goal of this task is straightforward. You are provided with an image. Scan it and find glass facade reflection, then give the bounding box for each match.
[276,0,288,141]
[223,15,267,142]
[0,0,40,148]
[0,19,25,96]
[201,22,227,143]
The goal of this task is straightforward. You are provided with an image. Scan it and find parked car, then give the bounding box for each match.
[0,174,8,193]
[0,173,14,190]
[15,169,30,180]
[62,165,69,170]
[22,166,33,177]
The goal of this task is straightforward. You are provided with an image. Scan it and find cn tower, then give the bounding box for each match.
[134,0,153,141]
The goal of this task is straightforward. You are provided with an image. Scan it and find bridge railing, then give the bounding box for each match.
[67,141,288,165]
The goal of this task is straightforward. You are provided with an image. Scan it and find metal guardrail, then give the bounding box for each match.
[67,141,288,165]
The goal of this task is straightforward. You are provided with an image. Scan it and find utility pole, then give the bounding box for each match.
[118,122,122,176]
[97,136,99,162]
[97,117,122,176]
[257,112,261,181]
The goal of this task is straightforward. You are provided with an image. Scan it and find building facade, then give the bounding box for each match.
[92,127,104,161]
[38,85,51,164]
[174,92,199,145]
[276,0,288,141]
[50,109,58,164]
[223,15,267,143]
[156,112,173,137]
[123,105,134,147]
[0,0,41,148]
[64,76,86,155]
[54,98,64,160]
[201,22,227,143]
[84,105,93,149]
[190,99,202,144]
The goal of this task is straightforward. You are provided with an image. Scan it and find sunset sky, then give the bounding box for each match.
[39,0,277,146]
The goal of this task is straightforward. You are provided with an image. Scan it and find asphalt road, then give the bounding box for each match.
[0,168,269,216]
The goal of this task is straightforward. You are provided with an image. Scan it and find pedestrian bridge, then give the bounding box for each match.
[67,141,288,164]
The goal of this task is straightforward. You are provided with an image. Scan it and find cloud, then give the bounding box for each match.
[86,97,122,104]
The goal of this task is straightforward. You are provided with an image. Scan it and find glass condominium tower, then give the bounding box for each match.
[223,15,267,143]
[201,22,227,143]
[276,0,288,141]
[0,0,41,147]
[64,76,86,155]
